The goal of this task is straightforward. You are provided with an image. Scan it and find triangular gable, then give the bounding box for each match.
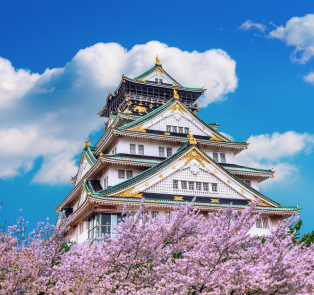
[134,65,183,87]
[121,99,229,142]
[86,144,280,208]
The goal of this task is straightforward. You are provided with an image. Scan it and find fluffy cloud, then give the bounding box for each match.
[269,14,314,63]
[239,20,266,33]
[0,41,238,184]
[303,72,314,84]
[236,131,314,185]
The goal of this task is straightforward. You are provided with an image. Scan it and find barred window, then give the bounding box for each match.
[244,180,251,186]
[181,181,187,190]
[166,125,171,132]
[189,182,195,190]
[155,78,158,82]
[212,183,218,192]
[167,148,172,157]
[203,183,209,191]
[126,170,133,179]
[213,153,219,162]
[130,144,136,154]
[172,126,177,133]
[196,182,202,191]
[179,127,183,133]
[159,147,165,157]
[173,180,179,189]
[118,170,125,179]
[138,145,144,155]
[256,217,269,229]
[151,211,158,218]
[184,127,189,134]
[103,176,108,189]
[220,153,226,163]
[159,79,163,83]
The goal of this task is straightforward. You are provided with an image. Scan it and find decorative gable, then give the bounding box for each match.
[76,156,91,185]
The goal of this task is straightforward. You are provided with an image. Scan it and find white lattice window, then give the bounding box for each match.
[181,181,187,190]
[212,183,218,192]
[213,153,219,162]
[179,127,184,133]
[203,183,209,191]
[220,153,226,163]
[173,180,179,189]
[172,126,177,133]
[196,182,202,191]
[167,148,172,157]
[130,144,136,154]
[159,79,163,83]
[159,147,165,157]
[184,127,189,134]
[155,78,158,82]
[118,170,125,179]
[79,222,84,235]
[189,182,194,190]
[151,211,158,218]
[256,217,269,229]
[104,176,108,189]
[126,170,133,179]
[138,145,144,155]
[166,125,171,132]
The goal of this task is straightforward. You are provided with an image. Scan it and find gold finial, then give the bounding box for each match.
[187,131,197,145]
[156,55,161,66]
[173,89,179,99]
[83,139,90,148]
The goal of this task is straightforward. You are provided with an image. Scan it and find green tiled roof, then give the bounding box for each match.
[91,195,299,211]
[117,99,175,131]
[86,143,190,196]
[83,145,97,166]
[101,154,161,164]
[133,65,159,80]
[225,166,273,174]
[184,87,203,91]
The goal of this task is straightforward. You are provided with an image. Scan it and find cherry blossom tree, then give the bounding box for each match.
[0,200,313,294]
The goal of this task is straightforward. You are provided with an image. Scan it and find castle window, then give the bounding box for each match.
[159,79,163,83]
[159,147,165,157]
[151,211,158,218]
[166,125,171,132]
[172,126,177,133]
[130,144,136,154]
[173,180,179,189]
[155,78,158,82]
[220,153,226,163]
[103,176,108,189]
[244,180,251,186]
[167,148,172,157]
[118,170,125,179]
[126,170,133,179]
[212,183,218,192]
[138,145,144,155]
[184,128,189,134]
[79,222,84,235]
[88,214,122,240]
[203,183,209,191]
[196,182,202,191]
[181,181,187,190]
[213,153,219,162]
[179,127,183,133]
[189,182,194,190]
[256,217,269,229]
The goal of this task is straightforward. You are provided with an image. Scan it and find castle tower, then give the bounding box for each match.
[56,57,299,243]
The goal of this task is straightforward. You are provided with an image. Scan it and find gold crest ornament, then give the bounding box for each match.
[156,55,161,66]
[187,132,197,145]
[83,139,90,148]
[173,89,179,99]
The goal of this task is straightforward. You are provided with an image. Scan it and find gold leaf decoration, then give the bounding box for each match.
[179,149,210,167]
[130,125,146,132]
[113,186,143,198]
[211,199,220,203]
[133,106,148,113]
[169,102,187,115]
[210,133,225,142]
[174,196,183,201]
[257,200,272,207]
[154,68,163,74]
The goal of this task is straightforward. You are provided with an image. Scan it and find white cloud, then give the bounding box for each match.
[0,41,238,184]
[304,72,314,84]
[269,14,314,63]
[220,132,234,141]
[239,20,266,33]
[236,131,314,185]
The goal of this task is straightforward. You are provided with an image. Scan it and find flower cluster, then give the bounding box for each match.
[0,200,313,294]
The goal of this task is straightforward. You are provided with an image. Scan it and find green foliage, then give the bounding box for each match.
[289,219,314,247]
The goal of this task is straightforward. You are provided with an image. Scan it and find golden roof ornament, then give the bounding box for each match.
[187,131,197,145]
[156,55,161,66]
[173,89,179,99]
[83,139,90,148]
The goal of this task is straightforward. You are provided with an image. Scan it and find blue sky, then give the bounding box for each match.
[1,0,314,234]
